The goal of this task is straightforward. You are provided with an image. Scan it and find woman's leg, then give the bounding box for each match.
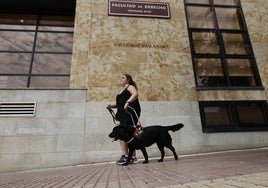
[120,140,128,155]
[117,112,138,163]
[120,141,136,157]
[118,140,137,164]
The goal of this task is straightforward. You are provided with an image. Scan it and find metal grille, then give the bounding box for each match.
[0,102,36,117]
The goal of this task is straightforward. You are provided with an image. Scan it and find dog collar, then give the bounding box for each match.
[127,137,134,144]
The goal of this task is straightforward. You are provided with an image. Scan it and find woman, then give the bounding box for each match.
[107,74,141,165]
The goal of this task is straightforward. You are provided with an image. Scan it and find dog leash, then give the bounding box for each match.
[107,107,120,125]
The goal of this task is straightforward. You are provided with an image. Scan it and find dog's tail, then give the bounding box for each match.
[165,123,184,132]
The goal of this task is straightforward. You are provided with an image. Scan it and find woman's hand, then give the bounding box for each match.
[124,102,129,110]
[107,104,116,109]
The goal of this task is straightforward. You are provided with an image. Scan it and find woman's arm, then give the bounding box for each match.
[127,85,138,103]
[124,85,138,110]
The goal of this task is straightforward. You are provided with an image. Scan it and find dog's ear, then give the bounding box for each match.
[109,126,119,137]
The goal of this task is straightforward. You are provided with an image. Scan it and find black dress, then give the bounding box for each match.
[115,85,141,127]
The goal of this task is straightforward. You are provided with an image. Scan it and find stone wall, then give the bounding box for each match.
[243,0,268,95]
[70,0,196,102]
[1,90,268,172]
[0,90,87,172]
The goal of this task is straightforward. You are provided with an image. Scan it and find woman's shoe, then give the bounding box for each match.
[116,155,127,165]
[129,156,138,164]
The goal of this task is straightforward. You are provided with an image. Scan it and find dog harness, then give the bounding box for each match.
[126,137,134,144]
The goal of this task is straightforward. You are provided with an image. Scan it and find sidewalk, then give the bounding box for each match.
[0,148,268,188]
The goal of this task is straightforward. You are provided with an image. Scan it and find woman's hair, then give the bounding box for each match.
[124,73,138,89]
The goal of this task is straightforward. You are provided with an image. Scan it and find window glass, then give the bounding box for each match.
[0,31,35,51]
[0,24,35,30]
[186,7,214,29]
[214,0,239,6]
[237,102,268,125]
[227,59,256,86]
[215,8,241,30]
[39,15,74,28]
[185,0,209,4]
[195,58,226,86]
[192,32,219,54]
[0,76,28,88]
[204,106,233,125]
[0,14,38,26]
[222,33,248,55]
[0,13,74,88]
[39,26,74,32]
[186,0,240,5]
[32,54,72,74]
[30,76,70,88]
[36,32,73,52]
[0,53,31,74]
[195,58,223,76]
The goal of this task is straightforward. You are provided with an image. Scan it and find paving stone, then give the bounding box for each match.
[0,148,267,187]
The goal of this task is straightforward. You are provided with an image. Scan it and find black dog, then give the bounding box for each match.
[109,123,184,165]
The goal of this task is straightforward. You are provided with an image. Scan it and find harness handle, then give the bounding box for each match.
[126,106,142,128]
[107,106,143,128]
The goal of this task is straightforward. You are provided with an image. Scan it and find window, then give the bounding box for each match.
[0,14,74,88]
[199,101,268,133]
[184,0,263,89]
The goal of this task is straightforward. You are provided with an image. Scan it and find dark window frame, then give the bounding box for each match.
[199,100,268,133]
[184,0,263,90]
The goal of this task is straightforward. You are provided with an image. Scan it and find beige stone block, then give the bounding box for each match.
[91,3,107,15]
[75,3,91,16]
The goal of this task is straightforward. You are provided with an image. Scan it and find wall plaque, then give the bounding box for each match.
[108,0,171,19]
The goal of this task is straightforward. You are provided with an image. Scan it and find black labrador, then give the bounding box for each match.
[109,123,184,165]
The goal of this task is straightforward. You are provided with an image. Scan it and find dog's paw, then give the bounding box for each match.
[175,156,178,160]
[121,162,129,166]
[157,159,163,162]
[143,161,148,164]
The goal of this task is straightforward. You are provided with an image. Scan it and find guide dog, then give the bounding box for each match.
[109,123,184,165]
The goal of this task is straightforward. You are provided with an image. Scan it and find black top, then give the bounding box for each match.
[115,85,141,127]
